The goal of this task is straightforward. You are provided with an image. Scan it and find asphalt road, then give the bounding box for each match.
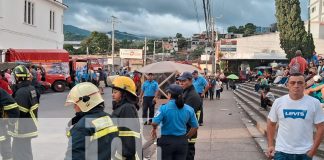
[2,88,266,159]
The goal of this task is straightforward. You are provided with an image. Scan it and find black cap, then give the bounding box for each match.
[177,72,193,80]
[192,70,198,74]
[166,84,183,95]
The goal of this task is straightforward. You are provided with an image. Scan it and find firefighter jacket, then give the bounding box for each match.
[0,88,19,141]
[112,100,142,160]
[8,81,39,138]
[65,106,118,160]
[183,85,202,144]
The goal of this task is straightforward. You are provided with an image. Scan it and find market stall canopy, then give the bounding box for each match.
[138,61,202,74]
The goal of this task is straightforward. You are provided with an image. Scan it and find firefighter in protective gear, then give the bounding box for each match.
[0,88,19,160]
[64,82,118,160]
[111,76,142,160]
[9,65,40,160]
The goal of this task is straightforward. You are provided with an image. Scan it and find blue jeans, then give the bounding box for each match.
[274,151,312,160]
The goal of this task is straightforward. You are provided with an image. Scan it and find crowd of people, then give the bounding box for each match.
[248,50,324,110]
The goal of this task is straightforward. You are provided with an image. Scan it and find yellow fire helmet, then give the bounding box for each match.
[65,82,104,112]
[111,76,137,97]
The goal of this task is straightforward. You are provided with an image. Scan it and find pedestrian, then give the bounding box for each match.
[311,51,319,67]
[204,76,209,99]
[289,50,308,74]
[9,65,40,160]
[4,69,12,85]
[104,69,109,87]
[0,71,13,95]
[260,85,275,111]
[178,72,202,160]
[133,71,142,96]
[267,73,324,159]
[139,73,159,125]
[98,68,105,94]
[64,82,118,160]
[81,70,89,82]
[215,78,223,100]
[208,76,216,100]
[192,70,209,126]
[151,84,199,160]
[0,88,19,160]
[90,70,98,86]
[111,76,142,159]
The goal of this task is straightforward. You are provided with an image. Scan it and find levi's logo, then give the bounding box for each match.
[283,109,307,119]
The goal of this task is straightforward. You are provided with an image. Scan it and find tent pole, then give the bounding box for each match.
[158,72,176,97]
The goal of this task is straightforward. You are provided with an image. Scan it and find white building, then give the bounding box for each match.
[0,0,67,51]
[307,0,324,39]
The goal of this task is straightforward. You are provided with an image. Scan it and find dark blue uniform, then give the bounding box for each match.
[64,106,118,160]
[0,88,19,160]
[9,80,40,160]
[153,100,198,160]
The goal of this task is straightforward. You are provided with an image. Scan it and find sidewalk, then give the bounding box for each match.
[195,90,266,160]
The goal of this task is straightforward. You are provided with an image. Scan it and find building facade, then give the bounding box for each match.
[0,0,67,51]
[308,0,324,39]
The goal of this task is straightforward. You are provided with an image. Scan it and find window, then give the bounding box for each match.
[24,0,34,25]
[50,10,55,31]
[312,7,316,13]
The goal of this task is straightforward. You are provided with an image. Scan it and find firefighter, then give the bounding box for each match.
[64,82,118,160]
[0,88,19,160]
[111,76,142,160]
[151,84,198,160]
[178,72,202,160]
[8,65,39,160]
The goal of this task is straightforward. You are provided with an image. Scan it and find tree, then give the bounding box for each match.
[237,26,245,34]
[227,26,237,33]
[176,33,183,38]
[80,31,110,54]
[244,23,256,36]
[276,0,315,59]
[63,44,75,54]
[190,47,204,60]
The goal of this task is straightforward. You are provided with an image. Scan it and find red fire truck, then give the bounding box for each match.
[5,48,72,92]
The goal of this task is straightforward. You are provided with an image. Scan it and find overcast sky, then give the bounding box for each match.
[63,0,308,37]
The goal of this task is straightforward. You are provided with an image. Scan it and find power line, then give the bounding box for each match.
[202,0,209,39]
[192,0,201,32]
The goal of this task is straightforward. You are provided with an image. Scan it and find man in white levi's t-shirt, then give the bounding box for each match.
[267,73,324,160]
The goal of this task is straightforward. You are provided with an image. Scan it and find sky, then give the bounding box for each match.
[63,0,308,37]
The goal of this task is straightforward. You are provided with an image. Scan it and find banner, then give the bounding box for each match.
[120,49,143,59]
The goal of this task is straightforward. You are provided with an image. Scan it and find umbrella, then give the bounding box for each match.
[227,74,239,80]
[138,61,202,74]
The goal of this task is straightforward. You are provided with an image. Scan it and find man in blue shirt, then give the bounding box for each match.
[151,84,198,160]
[192,70,209,126]
[140,73,159,125]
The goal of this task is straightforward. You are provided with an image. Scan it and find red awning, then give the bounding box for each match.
[6,48,69,63]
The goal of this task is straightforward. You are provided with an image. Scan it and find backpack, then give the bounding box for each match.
[290,57,301,74]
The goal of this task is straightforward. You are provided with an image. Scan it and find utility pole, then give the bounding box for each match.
[211,17,216,74]
[144,37,147,65]
[153,41,156,62]
[111,16,117,73]
[162,40,165,61]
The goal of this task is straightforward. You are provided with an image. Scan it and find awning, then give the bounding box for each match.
[222,52,287,60]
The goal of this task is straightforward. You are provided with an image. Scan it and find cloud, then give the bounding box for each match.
[63,0,309,37]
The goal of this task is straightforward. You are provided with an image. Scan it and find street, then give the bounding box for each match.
[24,88,267,159]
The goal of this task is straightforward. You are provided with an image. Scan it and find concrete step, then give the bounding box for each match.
[239,84,285,98]
[241,82,288,96]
